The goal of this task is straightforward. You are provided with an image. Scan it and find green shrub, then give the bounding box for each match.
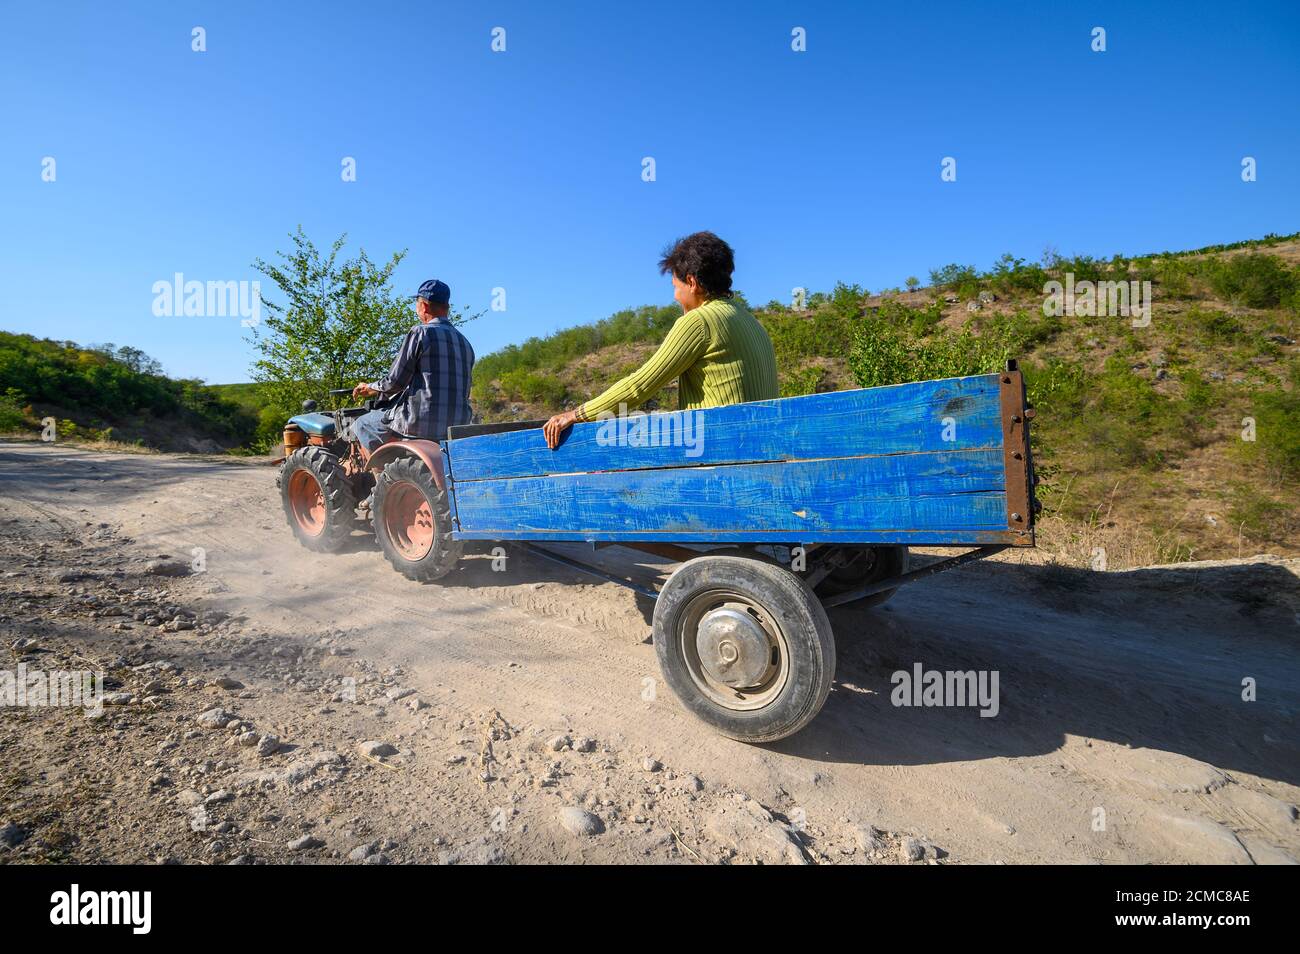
[988,253,1049,295]
[1023,359,1088,419]
[846,320,914,389]
[760,308,858,368]
[1179,369,1215,414]
[1241,377,1300,480]
[1188,307,1242,342]
[1203,253,1299,309]
[1226,483,1295,542]
[875,299,945,336]
[780,365,825,398]
[1095,357,1159,420]
[983,309,1064,352]
[1152,256,1193,298]
[0,387,27,432]
[928,263,978,291]
[827,282,867,321]
[57,418,108,442]
[847,318,1012,390]
[928,264,982,299]
[497,368,567,406]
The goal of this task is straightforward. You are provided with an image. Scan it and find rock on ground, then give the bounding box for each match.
[704,795,807,865]
[558,807,605,837]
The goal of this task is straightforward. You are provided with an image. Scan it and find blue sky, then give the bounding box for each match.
[1,0,1297,383]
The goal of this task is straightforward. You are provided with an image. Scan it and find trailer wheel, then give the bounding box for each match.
[653,556,835,743]
[812,546,909,607]
[280,447,356,552]
[372,456,460,582]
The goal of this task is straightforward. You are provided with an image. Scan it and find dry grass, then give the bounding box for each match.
[0,432,160,455]
[1031,510,1198,570]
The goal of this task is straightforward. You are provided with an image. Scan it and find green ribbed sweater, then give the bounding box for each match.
[578,298,779,420]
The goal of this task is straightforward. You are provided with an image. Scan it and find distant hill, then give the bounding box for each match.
[0,333,256,452]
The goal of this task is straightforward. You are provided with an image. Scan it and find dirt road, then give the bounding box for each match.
[1,441,1297,864]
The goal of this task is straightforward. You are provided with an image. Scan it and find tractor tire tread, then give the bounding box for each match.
[372,456,460,582]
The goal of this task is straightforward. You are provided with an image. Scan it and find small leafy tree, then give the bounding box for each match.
[905,276,920,293]
[827,282,866,320]
[248,227,479,445]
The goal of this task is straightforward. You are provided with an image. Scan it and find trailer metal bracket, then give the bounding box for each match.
[819,545,1008,608]
[517,543,659,599]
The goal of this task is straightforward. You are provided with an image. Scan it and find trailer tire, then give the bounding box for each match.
[372,456,460,582]
[280,447,356,552]
[813,545,909,608]
[653,556,835,743]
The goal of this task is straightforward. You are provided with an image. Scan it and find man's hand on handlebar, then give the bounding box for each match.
[352,383,379,400]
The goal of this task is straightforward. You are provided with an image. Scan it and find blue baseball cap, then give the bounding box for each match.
[412,279,451,304]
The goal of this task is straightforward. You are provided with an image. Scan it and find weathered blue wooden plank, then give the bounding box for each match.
[448,373,1002,482]
[452,528,1015,545]
[450,449,1008,541]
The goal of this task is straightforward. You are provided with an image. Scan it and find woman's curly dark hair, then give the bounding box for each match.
[658,231,735,299]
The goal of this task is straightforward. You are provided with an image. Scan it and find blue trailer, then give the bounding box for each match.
[277,362,1036,741]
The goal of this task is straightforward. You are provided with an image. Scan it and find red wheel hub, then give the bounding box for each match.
[287,469,326,536]
[383,481,434,561]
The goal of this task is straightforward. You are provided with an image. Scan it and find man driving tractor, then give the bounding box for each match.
[352,278,475,451]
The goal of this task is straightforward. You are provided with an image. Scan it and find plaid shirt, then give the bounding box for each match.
[371,318,475,441]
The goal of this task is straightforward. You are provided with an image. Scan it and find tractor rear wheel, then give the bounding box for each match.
[279,446,356,552]
[372,456,460,582]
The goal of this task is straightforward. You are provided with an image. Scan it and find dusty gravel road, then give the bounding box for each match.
[1,441,1297,864]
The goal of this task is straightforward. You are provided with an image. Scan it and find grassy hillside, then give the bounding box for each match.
[0,333,257,452]
[470,232,1300,565]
